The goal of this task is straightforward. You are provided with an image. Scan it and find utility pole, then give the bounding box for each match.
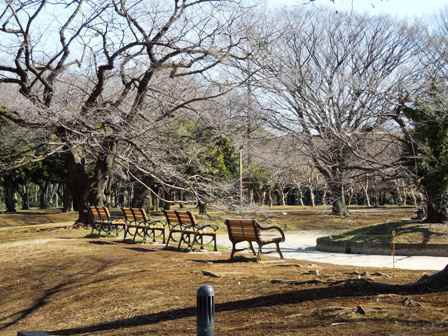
[239,146,243,208]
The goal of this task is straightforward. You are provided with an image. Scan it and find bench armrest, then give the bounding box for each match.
[196,224,219,232]
[139,219,164,227]
[257,224,285,241]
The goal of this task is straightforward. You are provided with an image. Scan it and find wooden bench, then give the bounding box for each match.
[121,207,165,243]
[225,219,285,260]
[176,211,218,251]
[164,210,218,251]
[89,207,125,236]
[164,210,191,249]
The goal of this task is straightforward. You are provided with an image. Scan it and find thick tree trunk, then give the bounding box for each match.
[329,182,349,217]
[131,187,148,208]
[425,191,448,223]
[3,175,17,213]
[422,173,448,223]
[66,151,90,215]
[63,183,73,212]
[92,158,110,207]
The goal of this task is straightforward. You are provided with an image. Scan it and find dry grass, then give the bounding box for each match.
[0,209,77,228]
[1,207,448,336]
[1,230,448,336]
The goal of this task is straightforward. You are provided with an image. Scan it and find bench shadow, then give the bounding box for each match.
[124,247,158,253]
[51,278,448,336]
[88,240,114,245]
[192,256,258,264]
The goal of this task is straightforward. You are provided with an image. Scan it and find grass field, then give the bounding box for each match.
[1,206,448,336]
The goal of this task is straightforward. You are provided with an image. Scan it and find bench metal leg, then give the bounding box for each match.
[249,242,256,255]
[230,242,237,260]
[178,232,186,249]
[276,242,284,259]
[161,229,166,244]
[165,231,174,248]
[257,244,263,261]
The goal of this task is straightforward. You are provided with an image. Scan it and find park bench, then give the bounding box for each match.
[164,210,218,251]
[176,211,218,251]
[121,207,165,243]
[225,219,285,260]
[89,207,126,236]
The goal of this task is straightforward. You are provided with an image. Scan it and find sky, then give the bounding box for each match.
[267,0,448,19]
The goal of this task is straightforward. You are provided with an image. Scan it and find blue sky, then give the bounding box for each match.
[267,0,448,19]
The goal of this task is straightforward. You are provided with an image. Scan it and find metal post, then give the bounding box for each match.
[197,284,214,336]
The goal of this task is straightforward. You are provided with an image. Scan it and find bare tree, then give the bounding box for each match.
[0,0,250,215]
[250,9,416,215]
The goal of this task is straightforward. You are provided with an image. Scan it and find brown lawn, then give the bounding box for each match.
[1,208,448,336]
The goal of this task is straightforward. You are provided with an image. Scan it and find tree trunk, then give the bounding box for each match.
[3,175,17,213]
[280,190,287,206]
[131,176,154,208]
[63,173,73,212]
[38,181,50,209]
[91,144,115,207]
[198,201,207,215]
[424,188,448,223]
[419,169,448,223]
[309,186,315,207]
[261,191,266,206]
[329,182,349,217]
[66,150,90,215]
[322,188,328,206]
[410,189,418,207]
[395,181,404,206]
[179,190,185,208]
[296,184,304,206]
[362,181,371,207]
[19,184,30,210]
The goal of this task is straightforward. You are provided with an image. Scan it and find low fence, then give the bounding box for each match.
[18,284,215,336]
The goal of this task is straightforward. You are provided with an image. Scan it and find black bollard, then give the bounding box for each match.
[197,284,215,336]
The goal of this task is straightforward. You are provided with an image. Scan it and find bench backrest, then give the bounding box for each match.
[96,207,110,221]
[89,207,99,223]
[132,208,148,223]
[164,210,179,228]
[225,219,259,242]
[121,208,134,222]
[175,211,197,229]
